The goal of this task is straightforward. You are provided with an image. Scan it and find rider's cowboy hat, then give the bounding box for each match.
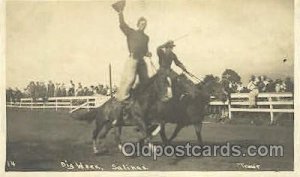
[165,41,176,48]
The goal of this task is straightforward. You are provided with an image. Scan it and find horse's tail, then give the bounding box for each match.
[72,108,99,123]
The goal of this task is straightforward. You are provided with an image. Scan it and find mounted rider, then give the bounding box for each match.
[113,0,152,103]
[156,40,188,101]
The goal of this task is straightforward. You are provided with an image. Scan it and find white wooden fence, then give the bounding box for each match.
[229,92,293,123]
[6,95,111,113]
[208,92,294,123]
[7,92,293,123]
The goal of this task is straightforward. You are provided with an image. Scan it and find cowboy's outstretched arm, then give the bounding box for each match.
[173,55,187,72]
[118,12,133,36]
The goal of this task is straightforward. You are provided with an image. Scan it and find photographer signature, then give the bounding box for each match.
[236,162,260,170]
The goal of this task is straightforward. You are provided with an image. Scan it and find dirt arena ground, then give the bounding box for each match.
[5,108,293,171]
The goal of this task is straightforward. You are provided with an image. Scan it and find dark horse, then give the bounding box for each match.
[146,73,227,144]
[76,71,226,154]
[75,73,164,154]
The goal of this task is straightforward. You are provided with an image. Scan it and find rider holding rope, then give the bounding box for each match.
[156,40,187,101]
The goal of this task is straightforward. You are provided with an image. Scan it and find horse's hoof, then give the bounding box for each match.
[148,143,160,154]
[148,142,156,151]
[151,125,161,136]
[118,144,122,151]
[112,119,117,125]
[94,148,110,156]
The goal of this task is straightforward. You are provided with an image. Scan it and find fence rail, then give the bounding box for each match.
[6,95,111,112]
[7,92,293,123]
[227,92,293,123]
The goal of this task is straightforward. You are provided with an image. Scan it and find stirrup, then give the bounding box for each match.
[112,119,118,125]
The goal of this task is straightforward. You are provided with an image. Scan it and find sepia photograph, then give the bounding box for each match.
[2,0,297,173]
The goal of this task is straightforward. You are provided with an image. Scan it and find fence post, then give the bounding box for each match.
[268,97,274,124]
[87,98,90,111]
[31,98,33,110]
[43,99,45,111]
[228,97,232,119]
[55,98,58,111]
[70,99,72,111]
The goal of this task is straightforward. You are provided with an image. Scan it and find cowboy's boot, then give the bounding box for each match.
[161,77,173,102]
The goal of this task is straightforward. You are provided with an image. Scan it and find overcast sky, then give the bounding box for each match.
[6,0,294,89]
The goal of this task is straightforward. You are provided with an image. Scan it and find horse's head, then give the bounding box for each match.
[173,73,198,98]
[197,79,228,102]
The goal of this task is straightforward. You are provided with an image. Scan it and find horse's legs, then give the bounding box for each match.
[194,123,203,144]
[98,121,112,139]
[168,124,184,143]
[131,104,148,143]
[92,120,106,154]
[114,126,123,151]
[136,117,148,142]
[159,123,168,144]
[92,120,114,154]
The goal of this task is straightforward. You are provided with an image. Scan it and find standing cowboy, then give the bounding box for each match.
[156,40,187,101]
[113,0,152,102]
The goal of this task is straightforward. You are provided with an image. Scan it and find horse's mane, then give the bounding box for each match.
[174,74,211,104]
[174,74,198,93]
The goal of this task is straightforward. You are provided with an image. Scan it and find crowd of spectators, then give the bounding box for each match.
[6,76,294,103]
[224,76,294,94]
[223,75,294,107]
[6,80,118,102]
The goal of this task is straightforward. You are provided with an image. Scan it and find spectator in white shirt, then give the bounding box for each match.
[247,76,259,107]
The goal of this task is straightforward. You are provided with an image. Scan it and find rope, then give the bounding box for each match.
[148,56,202,83]
[184,71,203,83]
